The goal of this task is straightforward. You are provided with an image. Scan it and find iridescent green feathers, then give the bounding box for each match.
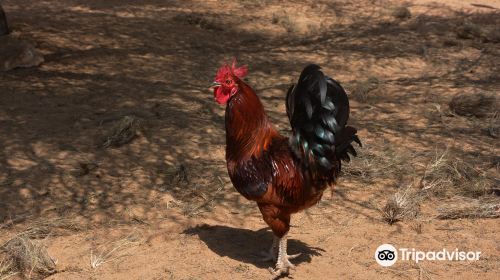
[286,64,361,171]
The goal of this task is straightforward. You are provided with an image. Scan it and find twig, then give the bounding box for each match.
[185,176,226,217]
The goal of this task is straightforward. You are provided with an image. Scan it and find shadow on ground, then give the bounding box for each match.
[183,224,324,269]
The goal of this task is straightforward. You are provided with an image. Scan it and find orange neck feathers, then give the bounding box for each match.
[225,81,278,162]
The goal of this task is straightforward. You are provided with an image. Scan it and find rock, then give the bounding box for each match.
[392,7,411,20]
[449,92,497,118]
[0,4,8,36]
[456,21,484,40]
[0,36,44,71]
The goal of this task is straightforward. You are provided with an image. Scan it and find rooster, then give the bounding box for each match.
[211,59,361,278]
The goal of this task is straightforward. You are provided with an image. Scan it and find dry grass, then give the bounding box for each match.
[182,176,226,217]
[454,18,500,43]
[0,256,17,280]
[418,150,496,198]
[348,77,380,102]
[19,217,84,239]
[416,263,433,280]
[342,142,413,182]
[382,183,423,225]
[172,12,221,31]
[449,92,497,118]
[485,28,500,43]
[409,220,423,234]
[436,196,500,219]
[486,112,499,138]
[413,149,497,221]
[101,115,142,148]
[455,21,485,40]
[361,147,498,224]
[0,217,84,278]
[90,232,142,270]
[271,12,297,33]
[417,150,450,193]
[166,164,190,186]
[1,236,56,278]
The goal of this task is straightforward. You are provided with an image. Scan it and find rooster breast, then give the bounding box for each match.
[227,136,312,208]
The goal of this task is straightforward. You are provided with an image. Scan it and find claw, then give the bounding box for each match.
[268,234,298,279]
[269,267,289,280]
[269,258,295,280]
[288,253,301,260]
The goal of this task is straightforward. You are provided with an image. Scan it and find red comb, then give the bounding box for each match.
[215,58,248,81]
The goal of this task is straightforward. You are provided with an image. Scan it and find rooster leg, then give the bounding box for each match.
[260,235,278,262]
[269,234,301,279]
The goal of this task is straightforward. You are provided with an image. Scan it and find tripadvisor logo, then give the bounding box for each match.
[375,244,397,267]
[375,244,481,267]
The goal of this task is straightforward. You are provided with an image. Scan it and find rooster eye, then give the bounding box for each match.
[225,79,231,85]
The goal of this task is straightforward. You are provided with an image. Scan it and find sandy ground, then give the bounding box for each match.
[0,0,499,279]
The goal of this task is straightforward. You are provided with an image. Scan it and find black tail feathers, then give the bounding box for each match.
[286,64,361,171]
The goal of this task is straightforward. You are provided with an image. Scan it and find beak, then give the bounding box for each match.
[209,81,221,89]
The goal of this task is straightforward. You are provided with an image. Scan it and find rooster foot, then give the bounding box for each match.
[269,254,300,279]
[267,234,301,279]
[261,250,300,262]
